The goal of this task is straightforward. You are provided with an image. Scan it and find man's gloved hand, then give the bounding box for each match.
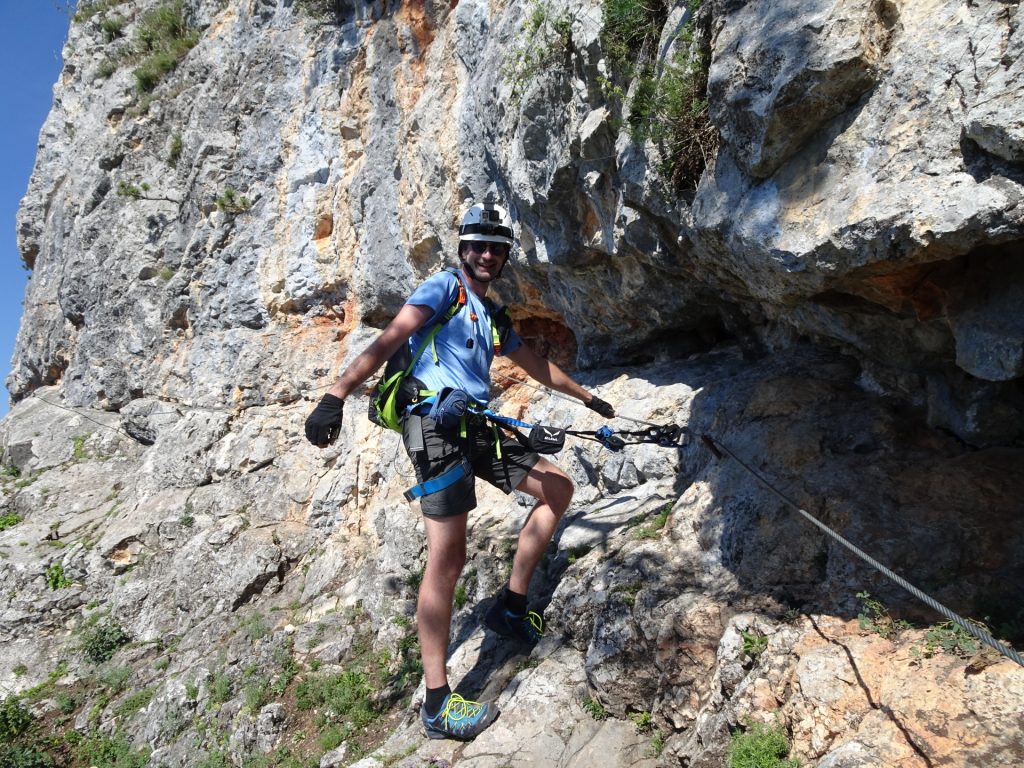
[305,394,344,446]
[586,395,615,419]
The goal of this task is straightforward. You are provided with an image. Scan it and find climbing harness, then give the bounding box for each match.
[403,456,472,502]
[700,434,1024,670]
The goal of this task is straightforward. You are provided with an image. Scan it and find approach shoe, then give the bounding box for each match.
[484,601,545,645]
[421,692,499,740]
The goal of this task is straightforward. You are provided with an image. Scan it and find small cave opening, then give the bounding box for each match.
[620,316,739,367]
[514,315,578,371]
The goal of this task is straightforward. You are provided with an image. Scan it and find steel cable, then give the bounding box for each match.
[702,434,1024,669]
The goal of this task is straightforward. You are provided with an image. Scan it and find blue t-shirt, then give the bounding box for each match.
[405,270,522,404]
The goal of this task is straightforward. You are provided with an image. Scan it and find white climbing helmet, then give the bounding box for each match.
[458,202,514,247]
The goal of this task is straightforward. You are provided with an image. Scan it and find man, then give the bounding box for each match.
[304,202,615,740]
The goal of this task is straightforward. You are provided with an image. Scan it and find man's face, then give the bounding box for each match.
[461,240,510,281]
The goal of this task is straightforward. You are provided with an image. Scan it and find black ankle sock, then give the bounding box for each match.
[424,684,451,717]
[504,588,528,616]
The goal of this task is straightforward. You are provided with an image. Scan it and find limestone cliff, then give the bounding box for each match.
[2,1,1022,767]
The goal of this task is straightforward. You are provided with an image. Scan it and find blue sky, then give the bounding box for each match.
[0,2,72,417]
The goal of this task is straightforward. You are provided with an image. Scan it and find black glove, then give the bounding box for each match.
[586,395,615,419]
[305,394,344,446]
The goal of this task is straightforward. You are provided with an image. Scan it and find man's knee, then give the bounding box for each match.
[547,473,573,517]
[518,460,574,516]
[427,539,466,581]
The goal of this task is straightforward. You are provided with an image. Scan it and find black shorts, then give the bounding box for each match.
[401,414,541,518]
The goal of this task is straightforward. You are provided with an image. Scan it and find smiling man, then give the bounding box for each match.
[303,201,615,740]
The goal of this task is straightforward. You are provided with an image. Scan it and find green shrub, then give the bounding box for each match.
[242,613,269,642]
[728,721,800,768]
[0,696,33,740]
[73,732,150,768]
[741,629,769,661]
[195,750,228,768]
[214,188,252,214]
[648,730,666,757]
[391,632,422,691]
[80,618,131,664]
[98,665,133,693]
[0,513,22,531]
[134,51,176,92]
[95,59,119,80]
[600,0,716,197]
[74,0,130,23]
[856,591,910,640]
[566,545,591,564]
[612,582,642,606]
[503,1,575,102]
[318,725,345,751]
[56,692,78,715]
[100,15,126,42]
[116,181,153,200]
[271,648,299,696]
[915,620,981,659]
[601,0,667,69]
[406,568,424,591]
[296,670,378,730]
[582,696,608,720]
[71,434,92,461]
[114,687,155,718]
[635,503,672,539]
[18,662,70,706]
[244,679,271,713]
[46,563,72,590]
[630,711,654,733]
[0,744,54,768]
[132,1,200,94]
[167,132,183,167]
[208,673,232,705]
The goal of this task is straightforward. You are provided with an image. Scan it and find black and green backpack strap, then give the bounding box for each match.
[369,269,472,432]
[484,299,514,356]
[425,268,468,363]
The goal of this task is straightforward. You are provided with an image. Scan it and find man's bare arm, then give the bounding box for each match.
[506,344,596,405]
[327,304,434,400]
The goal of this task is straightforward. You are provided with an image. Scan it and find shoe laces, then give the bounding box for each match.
[525,610,544,637]
[439,693,486,729]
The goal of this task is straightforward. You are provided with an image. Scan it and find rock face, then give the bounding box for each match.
[2,1,1023,766]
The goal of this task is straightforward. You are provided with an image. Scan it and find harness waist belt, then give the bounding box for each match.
[404,458,471,502]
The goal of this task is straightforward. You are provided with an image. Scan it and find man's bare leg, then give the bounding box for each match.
[509,457,574,595]
[418,513,467,689]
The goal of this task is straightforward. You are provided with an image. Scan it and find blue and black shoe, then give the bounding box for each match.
[421,692,499,740]
[485,601,545,645]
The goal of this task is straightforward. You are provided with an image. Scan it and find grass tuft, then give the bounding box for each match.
[728,720,800,768]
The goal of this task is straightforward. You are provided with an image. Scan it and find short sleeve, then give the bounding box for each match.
[405,272,460,326]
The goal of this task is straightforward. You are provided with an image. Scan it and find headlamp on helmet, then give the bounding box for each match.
[459,203,514,246]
